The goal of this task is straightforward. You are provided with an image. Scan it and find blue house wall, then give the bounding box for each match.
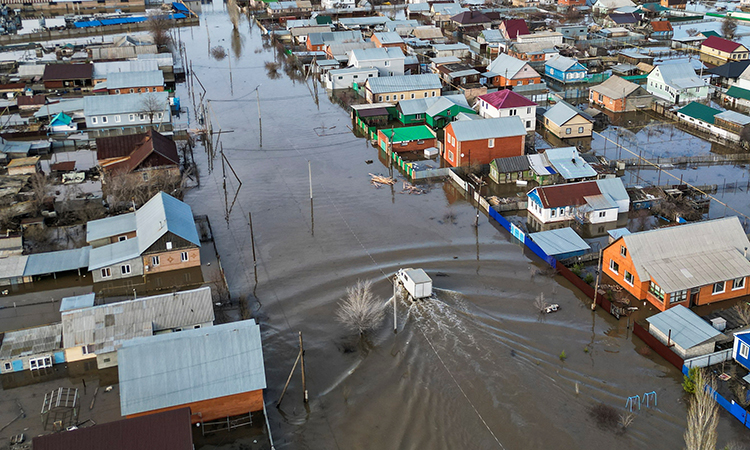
[734,332,750,370]
[545,63,587,83]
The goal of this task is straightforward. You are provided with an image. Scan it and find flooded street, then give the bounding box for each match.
[179,4,749,448]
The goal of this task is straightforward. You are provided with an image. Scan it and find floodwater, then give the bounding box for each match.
[178,4,750,449]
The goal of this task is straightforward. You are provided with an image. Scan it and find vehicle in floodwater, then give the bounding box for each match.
[396,268,432,300]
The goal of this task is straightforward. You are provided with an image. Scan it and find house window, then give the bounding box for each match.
[488,138,495,148]
[385,95,390,101]
[609,259,619,274]
[565,127,571,135]
[115,115,121,123]
[733,277,745,290]
[620,246,627,257]
[156,112,163,120]
[142,172,149,181]
[129,88,135,93]
[181,251,189,262]
[649,282,665,301]
[713,281,726,294]
[670,290,687,303]
[166,242,173,250]
[3,362,10,371]
[129,114,135,122]
[624,271,634,286]
[400,94,404,100]
[411,93,415,99]
[29,356,52,370]
[118,235,127,242]
[598,211,606,217]
[82,345,91,355]
[598,93,603,102]
[447,150,454,161]
[101,268,111,278]
[551,209,556,217]
[121,264,131,275]
[91,117,98,124]
[384,60,390,67]
[432,91,436,96]
[741,343,750,359]
[578,126,584,133]
[115,89,120,94]
[526,120,531,128]
[139,114,146,121]
[424,92,429,97]
[101,116,108,124]
[378,96,383,101]
[151,256,160,266]
[337,76,343,80]
[526,107,531,114]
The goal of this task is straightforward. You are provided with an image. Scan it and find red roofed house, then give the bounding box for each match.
[475,90,537,132]
[526,178,629,225]
[499,19,530,40]
[700,35,750,66]
[450,11,492,29]
[443,116,527,167]
[95,129,180,183]
[649,20,673,40]
[42,63,93,90]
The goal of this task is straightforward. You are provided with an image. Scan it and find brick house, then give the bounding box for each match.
[589,75,653,112]
[485,54,542,88]
[443,116,526,167]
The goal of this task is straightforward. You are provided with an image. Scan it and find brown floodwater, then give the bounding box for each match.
[178,5,750,449]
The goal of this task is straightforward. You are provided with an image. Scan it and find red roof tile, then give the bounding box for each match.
[17,94,46,107]
[50,161,76,172]
[478,89,537,109]
[702,35,744,53]
[535,180,601,208]
[651,20,672,32]
[501,19,529,39]
[42,63,93,81]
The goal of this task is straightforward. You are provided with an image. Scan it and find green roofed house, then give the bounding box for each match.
[723,85,750,111]
[377,125,437,154]
[396,94,476,129]
[676,101,721,133]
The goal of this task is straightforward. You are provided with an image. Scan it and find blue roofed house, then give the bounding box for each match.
[646,63,709,104]
[86,192,200,283]
[49,112,77,134]
[545,55,587,83]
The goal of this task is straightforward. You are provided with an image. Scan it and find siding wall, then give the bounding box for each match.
[126,389,265,424]
[92,256,144,283]
[143,247,201,274]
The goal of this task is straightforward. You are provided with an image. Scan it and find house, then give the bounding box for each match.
[603,216,750,310]
[326,42,376,62]
[733,331,750,371]
[443,116,527,167]
[33,408,193,450]
[527,153,559,185]
[646,63,708,104]
[290,25,333,45]
[86,191,201,283]
[556,25,588,40]
[95,129,181,180]
[6,156,40,175]
[62,286,214,369]
[528,228,590,260]
[377,125,438,153]
[485,54,542,88]
[542,101,593,138]
[545,55,587,83]
[559,0,586,8]
[649,20,673,40]
[433,43,471,59]
[0,324,63,375]
[325,67,378,90]
[708,60,750,88]
[17,94,47,110]
[349,47,406,77]
[92,60,161,84]
[475,89,537,131]
[118,320,266,423]
[527,178,629,225]
[499,19,530,40]
[364,73,442,103]
[489,155,532,183]
[42,63,93,90]
[397,94,475,128]
[722,85,750,111]
[589,75,653,112]
[700,36,750,66]
[48,112,77,133]
[517,31,564,47]
[102,70,165,95]
[593,0,635,14]
[413,25,444,41]
[673,102,750,143]
[435,63,481,86]
[371,32,406,52]
[508,42,560,64]
[542,146,597,181]
[646,305,723,358]
[660,0,686,8]
[431,3,467,27]
[306,31,362,52]
[733,63,750,90]
[450,11,492,29]
[603,13,641,27]
[83,92,171,136]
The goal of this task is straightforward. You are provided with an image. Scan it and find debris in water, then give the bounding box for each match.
[401,181,427,195]
[365,160,373,164]
[369,173,396,187]
[435,272,449,277]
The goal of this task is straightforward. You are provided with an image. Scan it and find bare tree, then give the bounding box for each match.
[104,169,184,210]
[29,172,50,213]
[686,28,699,37]
[684,369,719,450]
[140,93,167,130]
[335,280,385,335]
[533,292,549,313]
[735,301,750,327]
[722,16,738,39]
[147,12,172,49]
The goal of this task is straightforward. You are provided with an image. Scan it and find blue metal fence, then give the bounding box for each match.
[682,365,750,428]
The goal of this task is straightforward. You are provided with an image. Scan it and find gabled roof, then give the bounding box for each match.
[531,180,601,208]
[715,109,750,126]
[96,130,179,174]
[92,60,160,80]
[487,53,538,79]
[529,227,590,257]
[106,70,164,90]
[477,89,536,110]
[366,73,442,94]
[50,112,73,126]
[702,35,745,53]
[543,101,592,126]
[543,147,597,180]
[590,75,643,99]
[0,323,62,360]
[607,12,640,24]
[118,320,266,417]
[677,101,721,124]
[646,305,722,349]
[96,133,146,160]
[381,125,436,143]
[308,30,361,47]
[372,31,403,45]
[451,10,491,25]
[725,85,750,101]
[449,116,526,141]
[621,216,750,293]
[491,155,530,173]
[545,55,586,72]
[350,47,404,62]
[83,92,169,116]
[708,60,750,79]
[651,20,673,32]
[652,63,704,90]
[43,63,93,81]
[413,26,444,39]
[500,19,529,39]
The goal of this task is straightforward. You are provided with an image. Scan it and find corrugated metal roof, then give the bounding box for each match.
[0,323,62,359]
[543,147,597,180]
[529,227,590,257]
[137,53,175,67]
[433,43,469,51]
[491,155,530,173]
[87,239,139,270]
[83,92,169,116]
[608,227,631,239]
[60,293,95,312]
[677,101,721,124]
[596,178,629,207]
[715,109,750,126]
[118,320,266,416]
[623,217,750,293]
[646,304,721,349]
[366,73,442,94]
[351,47,404,62]
[33,98,85,119]
[446,69,480,78]
[373,31,403,44]
[590,75,641,99]
[450,116,526,141]
[62,286,214,354]
[92,60,160,80]
[654,63,704,90]
[382,125,436,143]
[135,192,200,254]
[583,194,617,210]
[528,153,556,176]
[23,247,91,276]
[486,53,530,79]
[544,101,590,126]
[478,89,536,110]
[106,70,164,90]
[726,86,750,101]
[0,255,28,279]
[86,212,137,242]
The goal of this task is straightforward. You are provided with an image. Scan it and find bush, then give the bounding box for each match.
[683,366,699,394]
[559,350,567,361]
[335,280,385,335]
[584,273,595,284]
[589,402,619,429]
[571,263,583,276]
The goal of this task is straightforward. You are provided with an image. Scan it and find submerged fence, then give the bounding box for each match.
[681,365,750,429]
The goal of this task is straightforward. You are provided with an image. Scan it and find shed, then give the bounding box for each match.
[23,247,91,277]
[59,293,95,312]
[528,228,590,260]
[0,323,64,374]
[646,304,723,359]
[7,156,40,176]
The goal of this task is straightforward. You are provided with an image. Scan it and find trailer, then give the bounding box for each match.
[396,268,432,300]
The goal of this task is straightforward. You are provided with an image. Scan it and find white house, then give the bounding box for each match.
[83,92,171,135]
[593,0,635,14]
[321,0,355,8]
[348,47,406,77]
[516,31,564,46]
[325,67,378,90]
[475,89,537,132]
[646,63,709,104]
[527,178,629,224]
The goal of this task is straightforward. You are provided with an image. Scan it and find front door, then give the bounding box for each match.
[689,287,700,307]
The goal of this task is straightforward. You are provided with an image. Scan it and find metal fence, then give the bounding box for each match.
[683,348,733,369]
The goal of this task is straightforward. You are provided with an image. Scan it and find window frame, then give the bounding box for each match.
[624,270,634,286]
[181,251,189,262]
[712,281,726,295]
[609,259,619,274]
[101,267,111,278]
[151,255,160,266]
[121,264,131,275]
[741,342,750,359]
[733,277,745,290]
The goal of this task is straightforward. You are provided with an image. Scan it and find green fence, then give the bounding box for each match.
[391,151,414,178]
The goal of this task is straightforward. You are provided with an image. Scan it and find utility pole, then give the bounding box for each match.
[591,248,603,311]
[248,212,257,267]
[255,85,262,148]
[393,277,397,333]
[299,332,308,403]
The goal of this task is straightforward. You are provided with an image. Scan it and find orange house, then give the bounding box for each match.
[485,53,542,88]
[370,31,407,53]
[589,75,653,112]
[602,217,750,311]
[443,116,526,167]
[559,0,586,6]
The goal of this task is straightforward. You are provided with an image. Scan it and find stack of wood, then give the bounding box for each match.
[401,181,427,195]
[369,173,396,188]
